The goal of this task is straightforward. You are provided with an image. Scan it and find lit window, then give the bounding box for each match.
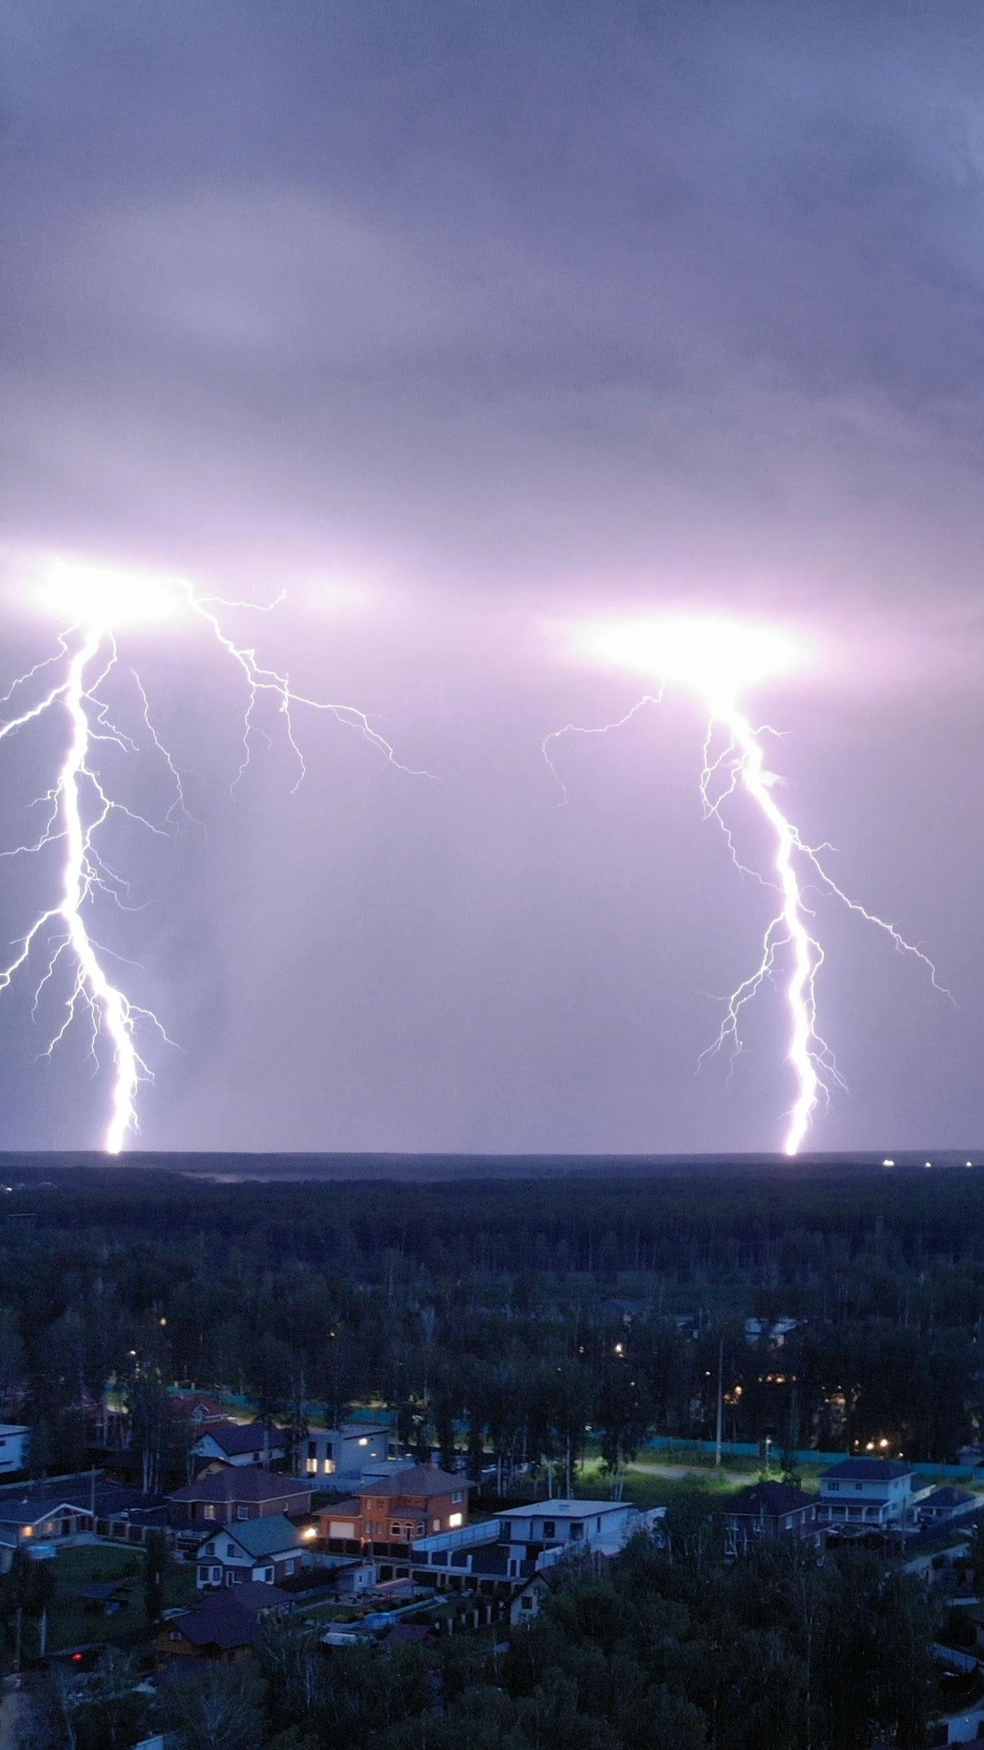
[306,1460,317,1476]
[449,1513,463,1529]
[203,1505,216,1520]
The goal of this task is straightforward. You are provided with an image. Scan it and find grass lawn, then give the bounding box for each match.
[36,1542,197,1660]
[573,1455,826,1510]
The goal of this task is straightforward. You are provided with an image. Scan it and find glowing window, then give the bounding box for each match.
[449,1513,463,1529]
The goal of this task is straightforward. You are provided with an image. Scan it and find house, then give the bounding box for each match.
[719,1481,819,1556]
[321,1464,472,1550]
[818,1458,919,1527]
[0,1427,29,1475]
[510,1574,551,1626]
[501,1500,638,1558]
[195,1513,309,1587]
[745,1317,799,1347]
[302,1423,393,1480]
[168,1467,312,1528]
[155,1583,288,1662]
[170,1394,227,1427]
[912,1486,978,1528]
[190,1420,287,1471]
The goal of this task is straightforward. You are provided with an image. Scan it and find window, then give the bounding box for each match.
[595,1519,601,1532]
[570,1522,583,1540]
[542,1521,555,1538]
[855,1484,863,1492]
[828,1482,838,1492]
[521,1595,534,1611]
[452,1491,463,1504]
[449,1513,463,1529]
[284,1559,296,1576]
[203,1542,215,1557]
[225,1542,237,1557]
[432,1518,440,1532]
[203,1504,216,1520]
[308,1441,317,1460]
[236,1506,250,1520]
[307,1459,317,1476]
[258,1565,274,1582]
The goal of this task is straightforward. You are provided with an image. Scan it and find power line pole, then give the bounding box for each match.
[715,1338,724,1469]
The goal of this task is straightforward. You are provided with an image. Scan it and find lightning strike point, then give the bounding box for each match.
[560,616,945,1156]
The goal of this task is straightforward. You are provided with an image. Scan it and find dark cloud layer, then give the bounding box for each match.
[0,1,981,1152]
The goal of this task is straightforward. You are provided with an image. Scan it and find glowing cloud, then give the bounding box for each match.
[550,615,944,1156]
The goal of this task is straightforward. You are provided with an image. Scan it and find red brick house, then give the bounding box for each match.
[321,1464,472,1551]
[168,1467,312,1529]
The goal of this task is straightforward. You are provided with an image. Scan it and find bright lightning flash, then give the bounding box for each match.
[0,556,421,1154]
[554,617,944,1157]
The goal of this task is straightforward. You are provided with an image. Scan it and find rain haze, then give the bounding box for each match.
[0,0,981,1155]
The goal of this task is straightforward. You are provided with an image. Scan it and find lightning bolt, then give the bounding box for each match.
[547,651,945,1156]
[0,563,432,1153]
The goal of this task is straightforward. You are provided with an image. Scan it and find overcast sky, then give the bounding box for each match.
[1,0,983,1156]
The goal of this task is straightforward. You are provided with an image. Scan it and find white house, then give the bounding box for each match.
[303,1423,394,1479]
[501,1500,640,1558]
[195,1513,309,1588]
[510,1574,551,1626]
[190,1420,286,1470]
[818,1459,921,1527]
[0,1427,29,1475]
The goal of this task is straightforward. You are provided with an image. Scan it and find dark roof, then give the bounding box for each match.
[197,1514,304,1559]
[322,1499,361,1517]
[194,1420,285,1458]
[920,1486,976,1508]
[169,1585,287,1650]
[360,1465,470,1500]
[726,1482,815,1517]
[169,1469,311,1506]
[821,1459,912,1482]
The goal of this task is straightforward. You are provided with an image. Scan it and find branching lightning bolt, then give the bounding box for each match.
[549,620,947,1156]
[0,561,432,1153]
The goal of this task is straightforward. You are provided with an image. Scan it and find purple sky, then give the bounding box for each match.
[1,0,982,1154]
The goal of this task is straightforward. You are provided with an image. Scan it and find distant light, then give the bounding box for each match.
[301,1527,317,1540]
[35,557,188,630]
[159,1318,167,1327]
[583,616,800,708]
[924,1161,933,1169]
[967,1161,975,1169]
[879,1438,889,1448]
[358,1437,368,1447]
[882,1159,896,1168]
[614,1343,624,1356]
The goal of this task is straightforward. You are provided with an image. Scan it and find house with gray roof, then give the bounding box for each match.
[194,1512,310,1588]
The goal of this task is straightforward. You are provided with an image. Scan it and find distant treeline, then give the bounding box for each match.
[0,1165,981,1479]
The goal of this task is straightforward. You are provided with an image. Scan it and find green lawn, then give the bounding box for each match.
[37,1542,197,1660]
[573,1456,828,1511]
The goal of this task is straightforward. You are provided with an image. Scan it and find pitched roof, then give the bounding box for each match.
[360,1465,470,1499]
[194,1420,285,1458]
[169,1586,287,1650]
[727,1482,815,1516]
[919,1485,976,1507]
[821,1459,912,1482]
[198,1514,304,1559]
[169,1468,311,1506]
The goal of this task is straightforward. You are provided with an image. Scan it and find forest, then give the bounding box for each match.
[0,1159,980,1482]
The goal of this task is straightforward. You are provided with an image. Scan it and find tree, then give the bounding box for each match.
[156,1662,265,1750]
[144,1528,167,1626]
